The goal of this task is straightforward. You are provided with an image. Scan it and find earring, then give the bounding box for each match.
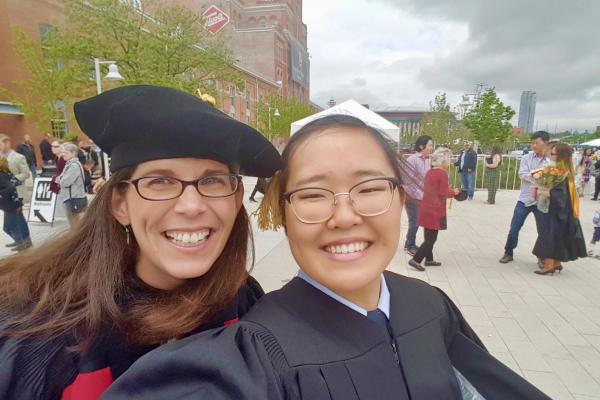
[124,225,131,245]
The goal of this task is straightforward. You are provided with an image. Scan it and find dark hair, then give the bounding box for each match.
[414,135,432,152]
[0,167,252,351]
[531,130,550,142]
[258,115,404,230]
[490,145,503,166]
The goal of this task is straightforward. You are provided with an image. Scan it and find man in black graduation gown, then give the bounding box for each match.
[103,271,550,400]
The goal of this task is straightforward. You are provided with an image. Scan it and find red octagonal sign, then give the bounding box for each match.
[203,5,230,34]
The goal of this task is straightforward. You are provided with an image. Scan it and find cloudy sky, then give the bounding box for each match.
[303,0,599,132]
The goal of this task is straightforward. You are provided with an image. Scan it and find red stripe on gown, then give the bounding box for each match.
[223,317,239,326]
[61,367,113,400]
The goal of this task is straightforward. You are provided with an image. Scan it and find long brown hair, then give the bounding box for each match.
[554,143,575,180]
[0,167,252,351]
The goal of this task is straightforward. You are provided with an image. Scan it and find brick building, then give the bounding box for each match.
[180,0,310,102]
[0,0,292,157]
[375,110,428,144]
[0,0,66,148]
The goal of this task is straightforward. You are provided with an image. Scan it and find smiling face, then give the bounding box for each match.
[283,126,402,308]
[111,158,244,289]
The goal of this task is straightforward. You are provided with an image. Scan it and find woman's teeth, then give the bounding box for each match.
[165,230,210,247]
[325,242,369,254]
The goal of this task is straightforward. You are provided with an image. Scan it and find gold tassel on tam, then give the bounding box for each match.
[255,171,285,231]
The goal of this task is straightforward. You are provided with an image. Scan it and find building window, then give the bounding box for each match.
[246,90,251,111]
[118,0,142,10]
[230,86,236,108]
[38,23,53,43]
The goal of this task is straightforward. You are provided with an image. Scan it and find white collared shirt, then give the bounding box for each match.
[297,270,390,318]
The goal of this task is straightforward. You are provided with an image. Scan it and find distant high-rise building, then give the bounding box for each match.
[518,91,537,133]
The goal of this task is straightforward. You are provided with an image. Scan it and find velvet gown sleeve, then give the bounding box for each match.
[437,289,551,400]
[0,317,79,400]
[101,324,283,400]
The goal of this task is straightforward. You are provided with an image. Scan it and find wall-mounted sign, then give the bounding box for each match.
[203,5,230,34]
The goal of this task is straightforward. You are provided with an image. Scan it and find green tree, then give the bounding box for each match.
[4,28,87,134]
[421,93,453,146]
[3,0,241,132]
[54,0,242,93]
[464,87,515,150]
[256,93,314,139]
[420,92,473,150]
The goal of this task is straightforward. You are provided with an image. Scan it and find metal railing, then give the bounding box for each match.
[449,154,524,191]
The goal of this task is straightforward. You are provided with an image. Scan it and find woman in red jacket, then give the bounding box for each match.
[409,147,459,271]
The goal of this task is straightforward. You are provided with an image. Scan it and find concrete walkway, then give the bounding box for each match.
[2,180,599,399]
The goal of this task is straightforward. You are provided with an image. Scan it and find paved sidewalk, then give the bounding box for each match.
[2,181,599,399]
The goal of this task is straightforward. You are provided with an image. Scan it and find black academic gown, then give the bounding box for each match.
[0,276,264,400]
[103,271,550,400]
[533,179,587,261]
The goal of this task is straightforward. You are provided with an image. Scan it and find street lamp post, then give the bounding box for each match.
[93,58,124,179]
[94,58,124,95]
[267,105,280,141]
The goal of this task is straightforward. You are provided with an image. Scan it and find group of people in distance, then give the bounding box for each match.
[0,85,552,399]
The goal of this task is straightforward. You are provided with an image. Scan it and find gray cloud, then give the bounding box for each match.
[305,0,599,131]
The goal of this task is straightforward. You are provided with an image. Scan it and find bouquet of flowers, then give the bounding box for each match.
[531,162,569,213]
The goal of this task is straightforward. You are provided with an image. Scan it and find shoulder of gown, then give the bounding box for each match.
[103,273,552,400]
[0,314,79,400]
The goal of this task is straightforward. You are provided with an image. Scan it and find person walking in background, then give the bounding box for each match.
[50,138,65,195]
[455,141,477,200]
[0,134,31,201]
[591,155,600,200]
[573,148,584,196]
[574,148,593,197]
[39,133,55,166]
[588,208,600,258]
[16,134,38,180]
[533,143,586,275]
[408,147,459,271]
[485,145,503,204]
[248,177,268,202]
[499,131,550,264]
[0,157,32,251]
[402,135,432,255]
[579,148,593,197]
[56,143,88,225]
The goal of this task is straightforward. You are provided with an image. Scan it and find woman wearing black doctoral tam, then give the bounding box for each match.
[104,115,550,400]
[0,85,280,400]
